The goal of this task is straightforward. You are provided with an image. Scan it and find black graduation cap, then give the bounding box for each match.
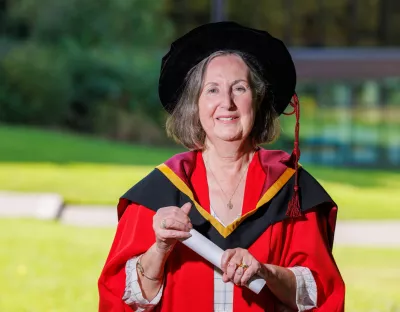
[158,21,296,115]
[158,21,302,218]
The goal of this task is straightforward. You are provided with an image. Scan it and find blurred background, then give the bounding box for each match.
[0,0,399,311]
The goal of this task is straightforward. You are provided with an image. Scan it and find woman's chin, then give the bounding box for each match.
[215,132,245,143]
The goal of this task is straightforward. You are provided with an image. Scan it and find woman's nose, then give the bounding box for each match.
[220,91,235,110]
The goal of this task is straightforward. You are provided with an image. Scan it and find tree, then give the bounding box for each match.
[6,0,173,47]
[0,0,175,139]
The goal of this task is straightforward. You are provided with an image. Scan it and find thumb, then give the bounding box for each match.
[181,202,192,215]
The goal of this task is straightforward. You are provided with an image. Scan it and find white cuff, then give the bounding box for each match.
[288,266,318,311]
[123,256,164,312]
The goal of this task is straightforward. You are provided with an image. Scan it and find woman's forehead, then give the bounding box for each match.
[204,54,249,80]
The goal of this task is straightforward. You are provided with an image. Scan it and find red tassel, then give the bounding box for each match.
[284,94,302,218]
[287,186,301,218]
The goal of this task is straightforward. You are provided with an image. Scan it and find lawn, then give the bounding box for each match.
[0,219,399,312]
[0,124,181,165]
[1,125,400,219]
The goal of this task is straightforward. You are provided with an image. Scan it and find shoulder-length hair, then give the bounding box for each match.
[166,50,280,150]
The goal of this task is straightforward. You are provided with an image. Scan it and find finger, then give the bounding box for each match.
[221,249,235,272]
[222,272,230,283]
[233,266,244,285]
[180,202,192,215]
[159,229,192,240]
[157,207,192,229]
[226,261,238,280]
[241,258,258,286]
[169,206,192,227]
[226,252,243,280]
[158,205,189,221]
[230,253,243,267]
[240,267,257,286]
[163,218,192,232]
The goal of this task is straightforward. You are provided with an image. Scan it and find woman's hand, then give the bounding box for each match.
[152,202,193,254]
[221,248,297,309]
[221,248,271,286]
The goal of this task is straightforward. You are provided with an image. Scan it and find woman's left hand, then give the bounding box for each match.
[221,248,270,286]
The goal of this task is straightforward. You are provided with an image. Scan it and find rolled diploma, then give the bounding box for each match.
[181,229,266,294]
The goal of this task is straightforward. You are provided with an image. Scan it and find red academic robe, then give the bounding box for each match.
[98,149,345,311]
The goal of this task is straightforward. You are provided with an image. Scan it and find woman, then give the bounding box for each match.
[98,22,345,312]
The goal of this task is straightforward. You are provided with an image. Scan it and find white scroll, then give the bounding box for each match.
[181,229,266,294]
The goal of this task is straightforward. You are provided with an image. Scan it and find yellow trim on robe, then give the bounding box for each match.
[156,163,296,238]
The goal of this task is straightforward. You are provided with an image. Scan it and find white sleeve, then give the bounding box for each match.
[122,256,164,312]
[288,266,318,311]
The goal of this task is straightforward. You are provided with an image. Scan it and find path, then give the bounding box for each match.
[60,205,400,247]
[1,191,399,247]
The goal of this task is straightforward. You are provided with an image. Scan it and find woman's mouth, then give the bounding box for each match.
[216,117,239,121]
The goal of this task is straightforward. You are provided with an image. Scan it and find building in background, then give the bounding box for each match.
[289,48,400,168]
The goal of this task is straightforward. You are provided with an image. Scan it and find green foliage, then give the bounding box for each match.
[63,46,168,134]
[0,0,173,138]
[8,0,173,47]
[0,43,72,125]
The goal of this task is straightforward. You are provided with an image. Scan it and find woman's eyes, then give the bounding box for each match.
[234,86,246,92]
[208,88,219,94]
[206,86,247,94]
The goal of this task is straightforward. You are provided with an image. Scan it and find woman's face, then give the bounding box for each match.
[198,54,255,144]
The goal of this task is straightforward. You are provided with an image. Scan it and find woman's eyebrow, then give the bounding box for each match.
[231,79,248,85]
[204,79,248,87]
[204,82,219,87]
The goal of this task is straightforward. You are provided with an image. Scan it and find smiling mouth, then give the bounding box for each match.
[216,117,238,121]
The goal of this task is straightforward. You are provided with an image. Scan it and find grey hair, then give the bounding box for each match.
[166,50,280,150]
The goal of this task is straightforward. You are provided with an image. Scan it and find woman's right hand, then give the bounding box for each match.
[152,202,193,253]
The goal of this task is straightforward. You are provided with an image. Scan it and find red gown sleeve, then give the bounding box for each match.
[276,207,345,311]
[98,201,157,312]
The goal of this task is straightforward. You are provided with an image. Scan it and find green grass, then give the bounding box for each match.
[0,219,114,312]
[0,219,399,312]
[0,163,151,205]
[0,124,182,165]
[334,247,400,312]
[1,125,400,219]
